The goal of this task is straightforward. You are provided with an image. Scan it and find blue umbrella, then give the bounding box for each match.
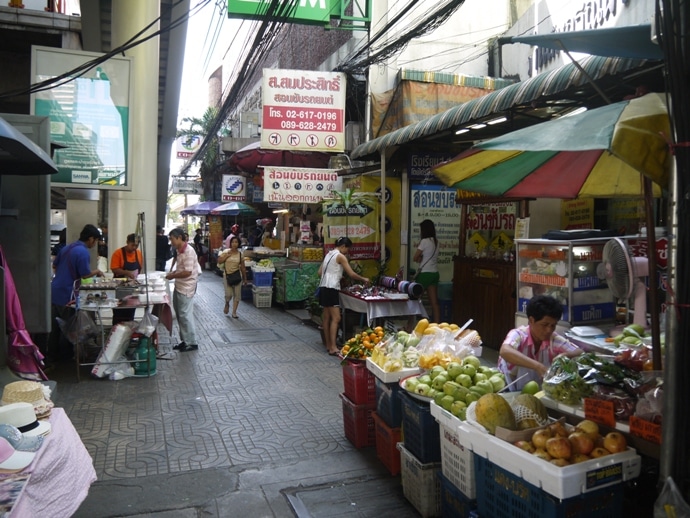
[180,201,221,216]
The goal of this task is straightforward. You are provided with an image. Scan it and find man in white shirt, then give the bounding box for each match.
[166,227,200,352]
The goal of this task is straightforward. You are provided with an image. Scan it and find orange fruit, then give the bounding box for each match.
[369,333,378,342]
[374,326,384,333]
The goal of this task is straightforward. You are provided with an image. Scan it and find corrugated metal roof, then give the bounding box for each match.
[352,56,652,160]
[398,68,515,90]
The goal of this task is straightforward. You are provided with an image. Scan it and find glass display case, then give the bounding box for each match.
[515,238,615,325]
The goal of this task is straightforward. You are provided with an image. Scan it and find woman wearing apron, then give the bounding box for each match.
[110,233,143,325]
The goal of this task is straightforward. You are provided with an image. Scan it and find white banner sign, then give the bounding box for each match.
[172,177,202,194]
[263,167,342,204]
[261,68,346,152]
[222,175,246,201]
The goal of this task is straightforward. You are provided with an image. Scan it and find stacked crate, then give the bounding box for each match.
[340,360,376,448]
[251,265,274,308]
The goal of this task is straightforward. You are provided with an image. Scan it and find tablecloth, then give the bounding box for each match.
[10,408,96,517]
[339,292,428,326]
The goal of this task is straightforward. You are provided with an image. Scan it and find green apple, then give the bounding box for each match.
[418,375,432,386]
[427,388,439,399]
[406,336,421,348]
[460,364,476,378]
[464,392,479,404]
[431,375,448,391]
[415,383,431,396]
[446,362,463,379]
[434,391,446,407]
[521,380,540,395]
[429,366,447,380]
[489,375,506,392]
[405,377,420,392]
[441,394,455,412]
[455,373,472,388]
[473,372,488,383]
[463,355,481,369]
[450,400,467,418]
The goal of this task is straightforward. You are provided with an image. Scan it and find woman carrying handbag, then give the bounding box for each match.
[217,236,247,318]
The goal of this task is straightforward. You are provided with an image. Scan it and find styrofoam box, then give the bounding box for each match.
[457,417,641,500]
[366,358,421,383]
[430,402,476,499]
[540,394,631,433]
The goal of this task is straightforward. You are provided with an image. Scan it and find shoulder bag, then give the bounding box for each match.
[225,252,243,286]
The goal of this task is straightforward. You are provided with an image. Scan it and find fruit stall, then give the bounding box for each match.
[337,317,661,517]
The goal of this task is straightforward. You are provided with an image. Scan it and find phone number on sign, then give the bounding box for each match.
[285,110,338,120]
[280,121,338,131]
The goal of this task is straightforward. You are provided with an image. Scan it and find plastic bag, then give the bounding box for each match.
[58,311,99,346]
[654,477,690,518]
[137,310,159,337]
[542,356,593,405]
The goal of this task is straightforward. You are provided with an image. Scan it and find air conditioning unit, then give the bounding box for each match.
[345,121,363,152]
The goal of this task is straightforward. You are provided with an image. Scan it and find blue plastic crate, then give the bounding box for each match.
[241,283,253,301]
[375,377,403,428]
[400,391,441,464]
[474,454,624,518]
[253,271,274,287]
[438,470,477,518]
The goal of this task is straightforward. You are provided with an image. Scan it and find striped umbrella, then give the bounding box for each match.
[433,93,670,198]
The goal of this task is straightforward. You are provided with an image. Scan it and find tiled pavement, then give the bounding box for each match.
[49,271,420,517]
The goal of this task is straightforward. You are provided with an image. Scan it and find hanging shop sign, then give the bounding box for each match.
[222,174,247,201]
[561,199,594,230]
[261,69,346,153]
[229,0,338,25]
[176,136,202,159]
[172,177,202,194]
[408,153,455,182]
[31,46,132,190]
[263,166,342,203]
[463,201,518,260]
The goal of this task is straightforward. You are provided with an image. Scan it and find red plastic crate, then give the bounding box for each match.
[342,360,375,405]
[372,411,402,475]
[340,392,375,448]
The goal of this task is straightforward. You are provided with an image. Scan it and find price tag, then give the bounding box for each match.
[584,398,616,428]
[629,415,662,444]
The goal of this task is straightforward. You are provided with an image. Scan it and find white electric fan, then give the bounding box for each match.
[600,237,649,328]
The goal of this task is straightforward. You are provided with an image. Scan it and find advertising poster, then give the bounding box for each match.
[409,184,461,282]
[322,187,380,261]
[561,199,594,229]
[31,46,131,189]
[463,202,518,260]
[261,69,346,152]
[263,166,342,203]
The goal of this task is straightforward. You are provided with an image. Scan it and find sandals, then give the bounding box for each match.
[232,314,239,319]
[223,302,230,315]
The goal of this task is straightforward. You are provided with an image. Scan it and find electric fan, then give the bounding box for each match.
[601,238,649,328]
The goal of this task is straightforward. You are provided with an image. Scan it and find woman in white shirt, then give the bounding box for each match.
[413,219,440,323]
[318,237,370,355]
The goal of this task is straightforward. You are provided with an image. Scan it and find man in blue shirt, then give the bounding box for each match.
[48,224,103,363]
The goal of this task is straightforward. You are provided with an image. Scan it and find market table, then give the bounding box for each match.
[339,291,428,329]
[8,408,96,517]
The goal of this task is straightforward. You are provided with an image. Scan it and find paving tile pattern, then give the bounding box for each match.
[53,272,349,481]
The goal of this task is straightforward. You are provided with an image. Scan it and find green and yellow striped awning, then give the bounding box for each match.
[351,56,654,160]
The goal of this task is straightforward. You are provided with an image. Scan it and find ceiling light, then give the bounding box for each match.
[486,117,507,125]
[272,208,289,214]
[469,123,487,130]
[455,128,470,135]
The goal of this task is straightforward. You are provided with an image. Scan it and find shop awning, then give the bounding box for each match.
[351,55,657,160]
[507,24,663,61]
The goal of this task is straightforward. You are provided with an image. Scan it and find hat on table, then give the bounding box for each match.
[1,380,54,419]
[0,436,35,473]
[0,403,52,437]
[0,424,43,452]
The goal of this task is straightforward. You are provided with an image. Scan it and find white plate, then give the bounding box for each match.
[398,374,433,403]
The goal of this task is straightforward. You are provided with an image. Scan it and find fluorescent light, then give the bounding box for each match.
[486,117,507,125]
[455,128,470,135]
[469,123,487,130]
[561,106,588,118]
[272,209,289,214]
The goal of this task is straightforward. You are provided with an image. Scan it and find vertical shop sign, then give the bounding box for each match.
[31,46,132,189]
[261,69,346,152]
[409,185,461,282]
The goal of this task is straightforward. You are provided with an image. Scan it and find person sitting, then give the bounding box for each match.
[497,294,584,391]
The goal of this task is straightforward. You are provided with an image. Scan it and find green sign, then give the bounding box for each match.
[228,0,340,25]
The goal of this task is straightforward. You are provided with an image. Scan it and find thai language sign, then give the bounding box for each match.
[31,46,131,189]
[261,69,346,152]
[172,177,202,194]
[263,166,342,203]
[228,0,340,26]
[409,184,461,282]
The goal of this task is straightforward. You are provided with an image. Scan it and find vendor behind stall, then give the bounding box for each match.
[497,295,583,391]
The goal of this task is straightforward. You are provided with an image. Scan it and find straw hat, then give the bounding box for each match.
[1,381,54,419]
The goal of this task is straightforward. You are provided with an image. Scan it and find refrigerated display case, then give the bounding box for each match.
[515,238,615,326]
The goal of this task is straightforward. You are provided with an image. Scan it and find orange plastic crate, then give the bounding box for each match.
[340,393,375,448]
[373,411,402,475]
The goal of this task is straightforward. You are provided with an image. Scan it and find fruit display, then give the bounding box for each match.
[607,323,649,347]
[542,356,593,405]
[370,329,421,372]
[340,326,387,361]
[474,393,516,434]
[401,356,505,420]
[511,418,629,467]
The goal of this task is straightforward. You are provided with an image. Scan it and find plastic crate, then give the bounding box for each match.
[340,393,375,448]
[431,402,476,499]
[241,283,253,301]
[398,442,441,518]
[372,411,402,475]
[252,286,273,308]
[253,271,273,287]
[474,454,624,518]
[342,359,375,405]
[400,391,441,464]
[375,377,403,428]
[438,471,477,518]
